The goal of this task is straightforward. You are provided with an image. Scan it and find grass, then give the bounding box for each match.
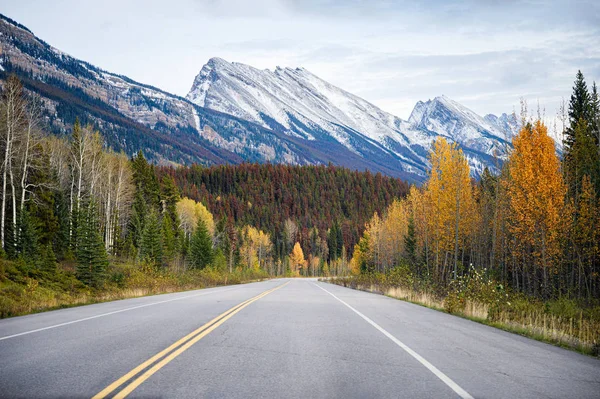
[0,259,270,318]
[327,274,600,357]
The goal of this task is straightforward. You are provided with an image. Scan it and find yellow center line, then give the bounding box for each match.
[92,281,288,399]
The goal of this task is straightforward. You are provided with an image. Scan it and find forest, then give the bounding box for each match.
[347,71,599,300]
[0,71,598,353]
[0,73,408,317]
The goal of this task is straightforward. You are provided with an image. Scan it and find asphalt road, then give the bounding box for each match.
[0,279,598,398]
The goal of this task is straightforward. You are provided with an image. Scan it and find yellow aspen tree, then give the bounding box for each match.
[239,225,260,270]
[349,245,362,275]
[289,242,306,276]
[256,229,273,272]
[425,137,476,282]
[364,212,383,272]
[382,199,408,268]
[176,197,214,239]
[505,120,566,296]
[407,185,429,276]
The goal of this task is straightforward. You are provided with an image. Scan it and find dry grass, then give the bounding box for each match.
[0,260,270,318]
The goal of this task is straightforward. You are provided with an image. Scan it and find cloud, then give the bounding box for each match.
[1,0,598,122]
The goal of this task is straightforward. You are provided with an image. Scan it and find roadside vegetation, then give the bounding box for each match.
[0,258,268,318]
[329,269,600,355]
[330,71,600,356]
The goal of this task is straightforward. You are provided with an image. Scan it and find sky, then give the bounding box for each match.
[2,0,599,130]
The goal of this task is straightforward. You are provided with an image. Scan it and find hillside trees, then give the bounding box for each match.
[350,72,599,301]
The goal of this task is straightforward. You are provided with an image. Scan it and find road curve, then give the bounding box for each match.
[0,279,598,398]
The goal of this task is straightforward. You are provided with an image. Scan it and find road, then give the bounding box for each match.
[0,279,598,398]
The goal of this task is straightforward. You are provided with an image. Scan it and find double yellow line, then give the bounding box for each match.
[93,281,289,399]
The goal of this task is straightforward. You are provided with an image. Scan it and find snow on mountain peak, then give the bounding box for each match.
[187,58,518,177]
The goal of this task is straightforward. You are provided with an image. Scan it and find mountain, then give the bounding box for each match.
[0,14,518,181]
[188,58,517,177]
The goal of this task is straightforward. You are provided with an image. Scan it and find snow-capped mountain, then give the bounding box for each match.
[188,58,517,177]
[0,12,521,182]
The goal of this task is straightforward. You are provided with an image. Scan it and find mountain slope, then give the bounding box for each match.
[188,58,518,177]
[0,14,518,180]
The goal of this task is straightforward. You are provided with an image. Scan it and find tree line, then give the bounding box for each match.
[158,162,409,275]
[3,70,597,296]
[352,71,600,301]
[0,74,409,286]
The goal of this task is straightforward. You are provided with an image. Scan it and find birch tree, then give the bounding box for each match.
[0,75,26,250]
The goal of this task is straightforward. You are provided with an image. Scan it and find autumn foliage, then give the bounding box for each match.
[352,111,599,301]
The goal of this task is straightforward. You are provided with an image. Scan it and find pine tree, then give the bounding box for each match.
[128,189,147,250]
[139,210,162,265]
[17,208,39,266]
[572,119,600,194]
[131,151,161,211]
[40,243,58,274]
[564,71,595,198]
[575,175,599,299]
[161,214,176,266]
[76,202,108,287]
[189,217,213,269]
[328,221,342,261]
[404,215,417,267]
[160,174,180,224]
[566,71,591,141]
[590,82,600,147]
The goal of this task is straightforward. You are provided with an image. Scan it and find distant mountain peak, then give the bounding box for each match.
[188,58,520,177]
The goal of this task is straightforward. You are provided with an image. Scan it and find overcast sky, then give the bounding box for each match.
[2,0,599,125]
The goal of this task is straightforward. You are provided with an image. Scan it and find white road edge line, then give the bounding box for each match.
[0,286,241,341]
[314,282,474,399]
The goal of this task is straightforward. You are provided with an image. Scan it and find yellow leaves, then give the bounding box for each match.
[425,137,476,257]
[239,225,272,271]
[289,242,306,276]
[362,200,410,271]
[176,197,214,239]
[349,243,363,275]
[505,121,566,269]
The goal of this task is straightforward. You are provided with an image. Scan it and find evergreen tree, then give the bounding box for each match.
[572,119,600,193]
[128,189,147,250]
[160,174,180,224]
[53,190,71,260]
[131,151,161,211]
[328,221,343,261]
[161,214,176,266]
[590,82,600,145]
[566,70,591,142]
[17,208,39,265]
[189,217,213,269]
[139,210,162,265]
[404,215,417,267]
[76,202,108,287]
[564,71,597,199]
[40,243,58,274]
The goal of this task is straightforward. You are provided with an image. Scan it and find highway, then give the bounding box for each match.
[0,279,598,398]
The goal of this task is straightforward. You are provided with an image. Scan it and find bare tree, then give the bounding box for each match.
[0,75,26,250]
[101,152,133,253]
